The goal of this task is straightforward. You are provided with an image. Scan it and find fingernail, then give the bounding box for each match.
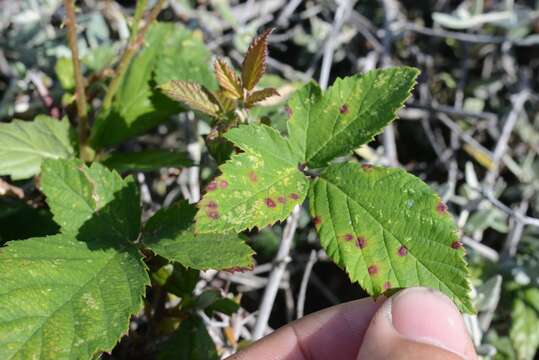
[390,287,471,358]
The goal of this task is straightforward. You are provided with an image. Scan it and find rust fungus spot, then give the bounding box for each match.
[361,163,373,171]
[356,236,367,249]
[207,210,219,220]
[368,265,378,276]
[248,171,257,182]
[219,180,229,189]
[289,193,300,200]
[343,234,354,241]
[265,198,276,208]
[451,241,463,250]
[398,245,408,257]
[285,106,293,118]
[436,201,448,214]
[207,181,217,191]
[207,200,218,209]
[313,216,322,226]
[277,195,286,204]
[383,281,392,290]
[339,104,349,114]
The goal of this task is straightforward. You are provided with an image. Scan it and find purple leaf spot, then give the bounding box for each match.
[265,198,276,208]
[398,245,408,256]
[368,265,378,276]
[339,104,349,114]
[451,241,463,250]
[343,234,354,241]
[356,236,367,249]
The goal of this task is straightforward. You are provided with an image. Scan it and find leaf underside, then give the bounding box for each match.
[309,163,473,313]
[195,124,309,233]
[0,159,149,360]
[144,201,254,270]
[287,67,419,168]
[0,116,75,180]
[159,80,221,117]
[214,58,243,99]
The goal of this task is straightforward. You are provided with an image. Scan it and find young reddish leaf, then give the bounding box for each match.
[214,58,243,99]
[214,90,237,113]
[245,88,280,108]
[241,28,273,91]
[159,80,221,117]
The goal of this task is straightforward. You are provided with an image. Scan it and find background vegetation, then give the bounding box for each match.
[1,0,538,359]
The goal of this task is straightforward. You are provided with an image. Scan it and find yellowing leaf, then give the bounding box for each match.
[159,80,221,117]
[215,58,243,99]
[245,88,280,108]
[241,29,273,91]
[195,124,308,233]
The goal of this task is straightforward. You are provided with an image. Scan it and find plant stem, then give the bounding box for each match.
[101,0,164,111]
[63,0,89,156]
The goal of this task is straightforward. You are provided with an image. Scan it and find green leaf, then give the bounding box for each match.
[0,116,76,180]
[144,201,254,270]
[241,28,272,91]
[0,234,149,360]
[158,316,218,360]
[90,23,214,148]
[308,163,473,313]
[287,67,419,168]
[40,159,140,239]
[101,149,192,172]
[55,57,75,90]
[195,124,309,233]
[510,288,539,360]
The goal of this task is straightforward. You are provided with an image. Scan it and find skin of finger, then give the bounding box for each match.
[356,297,478,360]
[228,297,383,360]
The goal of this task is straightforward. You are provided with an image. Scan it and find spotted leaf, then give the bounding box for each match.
[308,163,473,313]
[195,124,309,233]
[287,67,419,168]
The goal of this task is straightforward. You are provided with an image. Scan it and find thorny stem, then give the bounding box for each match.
[102,0,165,111]
[63,0,90,159]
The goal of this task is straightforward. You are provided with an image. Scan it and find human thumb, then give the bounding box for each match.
[357,287,478,360]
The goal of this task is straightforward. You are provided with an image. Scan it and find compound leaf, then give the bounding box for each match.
[288,67,419,168]
[241,29,272,91]
[214,58,243,99]
[0,235,149,360]
[40,159,140,239]
[144,201,254,270]
[159,80,221,117]
[101,149,192,173]
[309,163,473,313]
[0,116,75,180]
[510,288,539,360]
[195,124,309,233]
